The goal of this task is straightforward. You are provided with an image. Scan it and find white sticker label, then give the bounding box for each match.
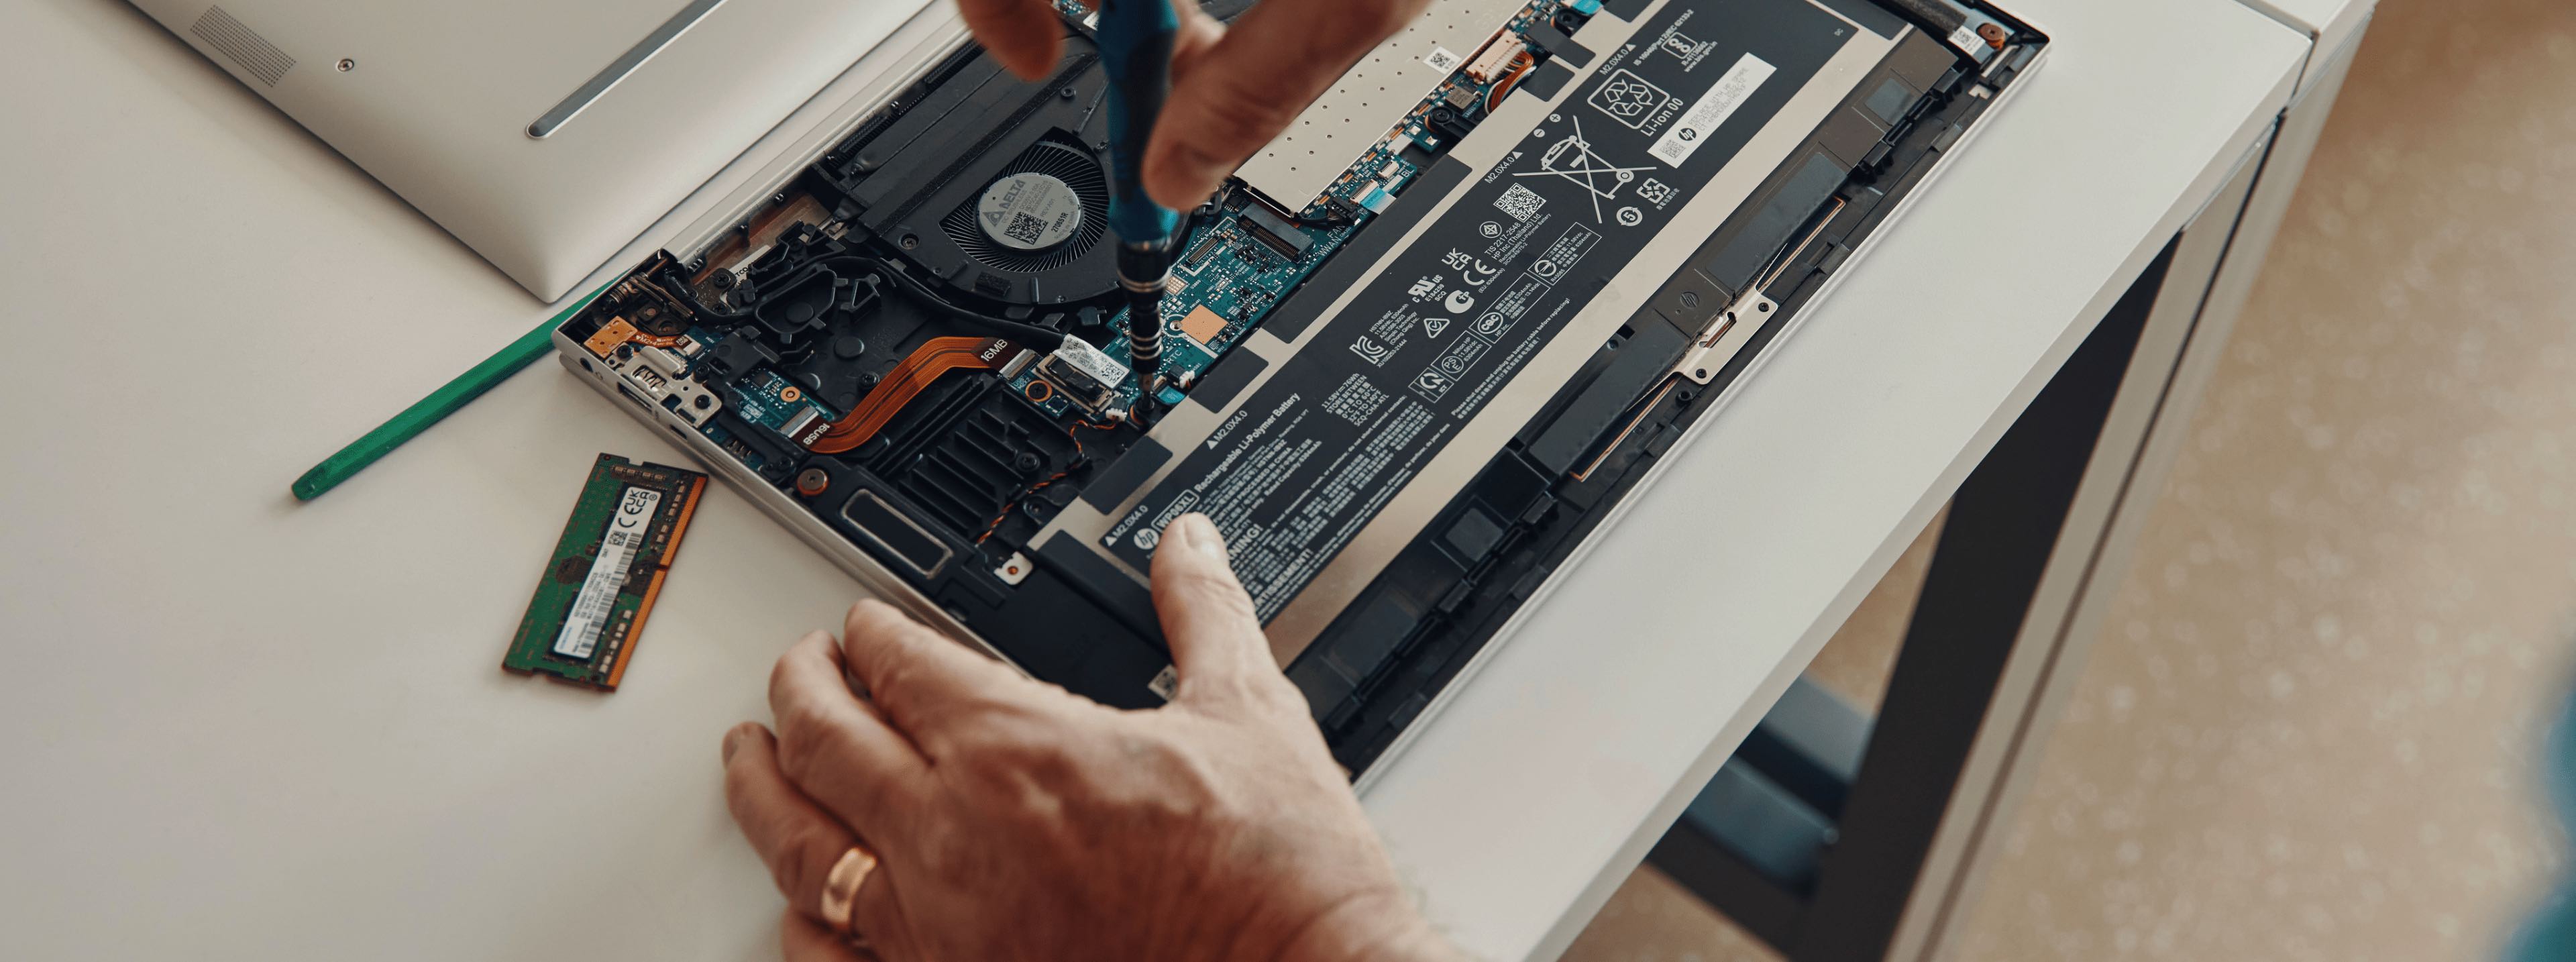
[1048,336,1130,386]
[1947,24,1982,55]
[552,486,661,659]
[1424,46,1462,72]
[1647,54,1776,167]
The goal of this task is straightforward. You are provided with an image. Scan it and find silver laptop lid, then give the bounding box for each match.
[131,0,932,300]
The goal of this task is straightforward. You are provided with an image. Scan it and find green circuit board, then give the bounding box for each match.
[502,455,708,691]
[1006,205,1356,417]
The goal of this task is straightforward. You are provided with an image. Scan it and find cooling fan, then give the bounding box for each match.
[816,34,1131,308]
[939,137,1110,274]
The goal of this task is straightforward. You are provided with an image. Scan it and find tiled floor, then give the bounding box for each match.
[1561,0,2576,958]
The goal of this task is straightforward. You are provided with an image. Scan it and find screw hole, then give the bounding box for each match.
[335,58,355,72]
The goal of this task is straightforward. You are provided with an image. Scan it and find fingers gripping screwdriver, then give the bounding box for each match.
[1095,0,1182,395]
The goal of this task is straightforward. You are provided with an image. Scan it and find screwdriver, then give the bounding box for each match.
[1093,0,1182,396]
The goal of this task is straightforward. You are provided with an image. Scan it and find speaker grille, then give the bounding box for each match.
[190,6,295,87]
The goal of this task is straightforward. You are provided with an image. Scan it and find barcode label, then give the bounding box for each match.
[1647,54,1775,167]
[552,486,661,658]
[1946,25,1982,56]
[1004,212,1047,246]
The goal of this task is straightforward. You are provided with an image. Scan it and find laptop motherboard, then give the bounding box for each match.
[555,0,2041,773]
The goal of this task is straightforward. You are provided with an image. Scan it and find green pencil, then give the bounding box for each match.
[290,284,612,501]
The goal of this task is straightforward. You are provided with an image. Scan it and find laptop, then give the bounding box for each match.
[145,0,2044,778]
[128,0,937,300]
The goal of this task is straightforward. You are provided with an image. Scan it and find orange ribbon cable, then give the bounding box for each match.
[1486,54,1534,113]
[804,336,1016,455]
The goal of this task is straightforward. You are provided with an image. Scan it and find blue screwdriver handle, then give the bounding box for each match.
[1095,0,1182,249]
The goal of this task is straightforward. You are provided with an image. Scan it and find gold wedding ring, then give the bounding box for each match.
[819,845,879,934]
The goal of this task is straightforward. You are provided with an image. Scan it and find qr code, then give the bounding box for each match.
[1493,184,1546,221]
[1003,212,1047,245]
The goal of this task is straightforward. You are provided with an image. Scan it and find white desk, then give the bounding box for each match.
[2245,0,2375,93]
[0,0,2306,959]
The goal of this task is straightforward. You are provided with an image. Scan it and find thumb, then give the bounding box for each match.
[1148,515,1278,698]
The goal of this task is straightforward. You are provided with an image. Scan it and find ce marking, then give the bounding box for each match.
[1461,258,1501,287]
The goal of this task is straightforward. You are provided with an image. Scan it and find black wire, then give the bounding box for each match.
[653,262,749,320]
[869,261,1070,350]
[1287,184,1358,226]
[670,249,1069,350]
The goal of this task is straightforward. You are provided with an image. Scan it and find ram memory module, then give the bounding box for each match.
[504,454,708,690]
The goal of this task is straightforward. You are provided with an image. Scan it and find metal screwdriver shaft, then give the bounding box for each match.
[1095,0,1182,395]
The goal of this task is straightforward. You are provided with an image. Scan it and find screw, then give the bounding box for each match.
[1060,86,1077,99]
[900,235,918,250]
[335,58,355,72]
[795,468,830,496]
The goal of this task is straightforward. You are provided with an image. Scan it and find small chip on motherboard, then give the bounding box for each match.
[503,454,708,691]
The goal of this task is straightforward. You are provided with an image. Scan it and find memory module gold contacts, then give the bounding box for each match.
[503,454,707,691]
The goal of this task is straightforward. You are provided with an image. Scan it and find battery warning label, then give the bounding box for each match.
[1099,0,1849,620]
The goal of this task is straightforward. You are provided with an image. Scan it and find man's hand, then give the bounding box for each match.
[955,0,1434,209]
[721,515,1451,961]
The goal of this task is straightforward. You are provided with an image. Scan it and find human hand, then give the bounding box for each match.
[957,0,1434,208]
[721,514,1452,961]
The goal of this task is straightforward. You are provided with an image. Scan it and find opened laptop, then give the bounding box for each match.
[140,0,2045,777]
